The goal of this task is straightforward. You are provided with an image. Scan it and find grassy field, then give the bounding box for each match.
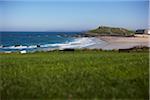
[0,50,149,99]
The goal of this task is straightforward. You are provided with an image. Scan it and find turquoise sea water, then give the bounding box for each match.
[0,32,80,52]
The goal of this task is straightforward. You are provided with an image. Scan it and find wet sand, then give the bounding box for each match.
[88,35,150,50]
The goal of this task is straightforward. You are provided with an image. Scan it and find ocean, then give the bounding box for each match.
[0,32,96,52]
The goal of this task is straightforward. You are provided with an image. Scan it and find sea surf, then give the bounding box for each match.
[0,32,101,53]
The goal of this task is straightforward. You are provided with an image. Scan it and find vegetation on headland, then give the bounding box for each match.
[0,50,149,99]
[86,26,135,36]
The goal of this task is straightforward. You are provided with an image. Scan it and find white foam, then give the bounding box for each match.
[1,37,99,51]
[4,45,28,49]
[3,45,37,49]
[57,37,96,49]
[39,37,96,49]
[20,50,27,54]
[28,45,37,48]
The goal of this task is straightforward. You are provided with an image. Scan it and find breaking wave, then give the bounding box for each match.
[0,37,97,52]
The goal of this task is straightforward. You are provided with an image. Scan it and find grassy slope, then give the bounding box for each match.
[0,51,149,99]
[88,26,134,36]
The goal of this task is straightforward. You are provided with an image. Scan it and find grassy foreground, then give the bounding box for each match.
[0,50,149,99]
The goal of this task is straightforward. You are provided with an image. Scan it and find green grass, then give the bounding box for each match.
[89,26,134,36]
[0,50,149,99]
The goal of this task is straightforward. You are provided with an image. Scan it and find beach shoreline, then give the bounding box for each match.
[86,35,150,50]
[1,34,149,53]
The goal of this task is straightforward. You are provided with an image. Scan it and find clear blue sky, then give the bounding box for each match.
[0,0,149,31]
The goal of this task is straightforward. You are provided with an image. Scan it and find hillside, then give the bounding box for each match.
[86,26,134,36]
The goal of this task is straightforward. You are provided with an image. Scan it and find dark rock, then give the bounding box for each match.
[37,45,40,47]
[60,48,75,51]
[15,45,21,47]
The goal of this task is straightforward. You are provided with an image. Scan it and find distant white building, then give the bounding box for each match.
[135,29,150,35]
[144,29,150,35]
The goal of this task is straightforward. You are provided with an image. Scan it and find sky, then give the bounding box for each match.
[0,0,149,31]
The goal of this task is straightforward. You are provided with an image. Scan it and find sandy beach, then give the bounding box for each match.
[1,34,149,53]
[88,35,150,50]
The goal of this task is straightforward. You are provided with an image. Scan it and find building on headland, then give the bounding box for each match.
[144,29,150,35]
[135,29,150,35]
